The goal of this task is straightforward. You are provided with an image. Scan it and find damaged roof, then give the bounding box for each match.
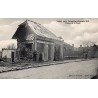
[12,20,62,41]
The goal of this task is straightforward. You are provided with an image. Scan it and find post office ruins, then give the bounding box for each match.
[1,20,97,63]
[12,20,65,62]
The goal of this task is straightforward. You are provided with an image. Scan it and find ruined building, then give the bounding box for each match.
[12,20,65,61]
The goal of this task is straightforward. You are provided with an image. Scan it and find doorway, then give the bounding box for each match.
[11,52,15,62]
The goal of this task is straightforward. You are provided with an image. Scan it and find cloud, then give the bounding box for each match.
[43,20,98,47]
[43,21,73,39]
[0,39,17,51]
[0,20,22,40]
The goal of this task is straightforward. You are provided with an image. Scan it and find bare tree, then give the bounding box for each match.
[82,40,96,47]
[7,43,16,49]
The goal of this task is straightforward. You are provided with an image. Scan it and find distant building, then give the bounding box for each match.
[2,49,17,62]
[12,20,65,61]
[77,44,98,59]
[88,45,98,58]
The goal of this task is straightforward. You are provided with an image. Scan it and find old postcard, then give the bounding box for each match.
[0,18,97,79]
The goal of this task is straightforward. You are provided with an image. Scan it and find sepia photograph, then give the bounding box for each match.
[0,18,98,79]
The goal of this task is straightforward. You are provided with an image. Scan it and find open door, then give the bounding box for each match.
[11,52,15,62]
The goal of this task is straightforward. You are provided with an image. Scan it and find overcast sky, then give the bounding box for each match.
[0,18,98,51]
